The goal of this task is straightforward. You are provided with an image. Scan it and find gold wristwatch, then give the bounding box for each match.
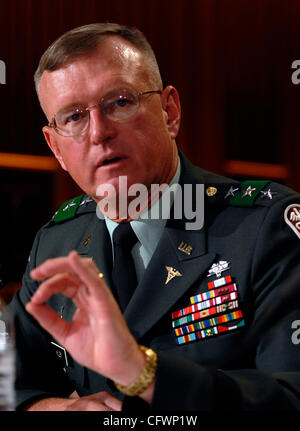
[114,345,157,396]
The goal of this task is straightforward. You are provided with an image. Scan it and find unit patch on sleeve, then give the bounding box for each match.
[284,204,300,239]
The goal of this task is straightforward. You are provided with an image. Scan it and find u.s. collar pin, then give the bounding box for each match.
[178,241,193,255]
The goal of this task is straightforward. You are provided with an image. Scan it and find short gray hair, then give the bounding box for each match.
[34,22,163,94]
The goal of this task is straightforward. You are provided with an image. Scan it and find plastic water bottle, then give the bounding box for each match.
[0,297,15,410]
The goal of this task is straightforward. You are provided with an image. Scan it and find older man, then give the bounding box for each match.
[10,23,300,411]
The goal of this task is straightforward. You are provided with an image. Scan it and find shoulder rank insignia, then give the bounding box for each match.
[230,180,270,207]
[260,188,277,200]
[53,195,84,223]
[79,197,94,207]
[224,186,239,199]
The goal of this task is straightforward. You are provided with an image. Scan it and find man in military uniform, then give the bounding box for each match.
[9,23,300,411]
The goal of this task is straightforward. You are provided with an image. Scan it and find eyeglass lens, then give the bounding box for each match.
[54,89,140,136]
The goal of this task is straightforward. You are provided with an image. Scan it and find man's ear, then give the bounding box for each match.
[161,86,181,139]
[42,126,68,171]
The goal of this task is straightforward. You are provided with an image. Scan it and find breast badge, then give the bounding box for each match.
[207,260,230,278]
[171,263,245,345]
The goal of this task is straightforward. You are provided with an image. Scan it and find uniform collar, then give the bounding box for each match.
[105,156,181,255]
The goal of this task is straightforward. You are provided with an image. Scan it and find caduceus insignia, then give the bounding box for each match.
[165,266,183,285]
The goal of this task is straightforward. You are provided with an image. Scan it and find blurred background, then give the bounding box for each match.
[1,0,300,300]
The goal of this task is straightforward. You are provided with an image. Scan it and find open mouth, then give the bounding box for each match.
[101,156,123,166]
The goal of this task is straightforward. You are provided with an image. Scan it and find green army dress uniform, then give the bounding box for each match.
[9,153,300,410]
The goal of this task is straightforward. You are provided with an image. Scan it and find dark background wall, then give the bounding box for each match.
[1,0,300,291]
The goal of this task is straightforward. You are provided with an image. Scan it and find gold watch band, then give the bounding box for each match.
[114,345,157,396]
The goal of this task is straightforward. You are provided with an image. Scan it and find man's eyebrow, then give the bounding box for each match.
[55,86,134,114]
[56,101,86,113]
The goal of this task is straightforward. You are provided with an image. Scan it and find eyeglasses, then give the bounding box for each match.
[48,88,162,137]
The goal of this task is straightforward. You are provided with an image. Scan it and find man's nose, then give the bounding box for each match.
[88,106,118,144]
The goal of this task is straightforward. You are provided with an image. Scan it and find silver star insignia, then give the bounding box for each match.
[63,201,76,211]
[260,188,277,200]
[79,198,93,207]
[224,186,239,199]
[242,186,256,197]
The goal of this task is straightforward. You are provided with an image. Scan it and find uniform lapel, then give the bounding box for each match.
[124,154,216,340]
[124,225,215,340]
[78,216,113,289]
[59,215,114,324]
[71,215,116,391]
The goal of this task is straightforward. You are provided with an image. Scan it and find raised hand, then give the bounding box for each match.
[26,251,146,387]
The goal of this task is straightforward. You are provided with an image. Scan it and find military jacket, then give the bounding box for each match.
[9,154,300,411]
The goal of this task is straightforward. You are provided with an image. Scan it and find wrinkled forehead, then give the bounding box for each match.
[61,37,144,72]
[39,37,151,117]
[43,36,147,84]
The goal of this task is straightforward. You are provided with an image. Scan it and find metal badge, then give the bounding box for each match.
[82,235,91,247]
[206,186,217,197]
[178,241,193,255]
[241,186,256,197]
[207,260,230,278]
[79,197,94,207]
[224,186,239,199]
[260,188,277,200]
[63,200,76,212]
[165,266,183,285]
